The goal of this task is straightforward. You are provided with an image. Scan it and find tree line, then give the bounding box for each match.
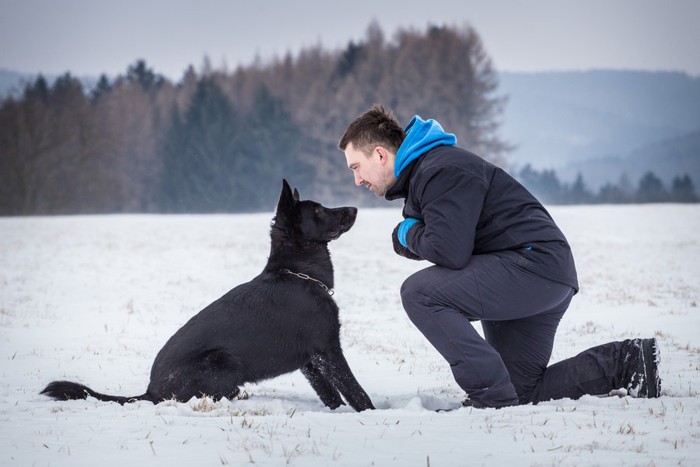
[517,164,698,205]
[1,23,510,215]
[1,22,696,215]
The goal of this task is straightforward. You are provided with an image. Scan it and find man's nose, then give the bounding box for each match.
[353,172,363,186]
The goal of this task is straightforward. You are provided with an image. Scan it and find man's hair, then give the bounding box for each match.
[338,104,405,155]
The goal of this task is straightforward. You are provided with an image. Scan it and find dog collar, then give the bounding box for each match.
[282,268,334,296]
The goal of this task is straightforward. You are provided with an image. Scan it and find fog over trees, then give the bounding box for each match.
[0,23,695,215]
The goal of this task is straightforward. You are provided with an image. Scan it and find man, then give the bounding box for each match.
[339,104,661,408]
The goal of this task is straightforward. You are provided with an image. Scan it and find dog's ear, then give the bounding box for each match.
[293,188,300,201]
[277,179,297,217]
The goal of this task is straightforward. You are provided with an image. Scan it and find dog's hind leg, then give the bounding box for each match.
[314,350,375,411]
[301,359,345,409]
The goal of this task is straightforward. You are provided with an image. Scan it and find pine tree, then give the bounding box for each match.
[636,172,668,203]
[670,174,698,203]
[160,77,240,212]
[127,59,164,92]
[516,164,563,204]
[568,173,593,204]
[597,183,626,204]
[91,74,112,102]
[233,85,314,211]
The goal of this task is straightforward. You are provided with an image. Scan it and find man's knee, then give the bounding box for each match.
[400,270,433,321]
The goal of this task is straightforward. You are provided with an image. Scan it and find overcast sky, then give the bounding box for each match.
[1,0,699,80]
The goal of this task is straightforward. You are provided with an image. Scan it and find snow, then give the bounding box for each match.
[1,204,699,466]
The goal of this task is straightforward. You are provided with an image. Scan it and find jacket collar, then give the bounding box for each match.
[385,155,425,201]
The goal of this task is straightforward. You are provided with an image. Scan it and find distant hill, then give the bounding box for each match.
[560,127,700,190]
[498,70,700,186]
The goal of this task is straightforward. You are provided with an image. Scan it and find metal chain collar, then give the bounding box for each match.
[282,268,334,296]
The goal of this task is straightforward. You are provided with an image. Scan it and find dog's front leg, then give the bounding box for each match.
[315,349,375,411]
[301,359,345,409]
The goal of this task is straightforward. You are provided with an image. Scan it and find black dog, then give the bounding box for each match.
[41,180,374,412]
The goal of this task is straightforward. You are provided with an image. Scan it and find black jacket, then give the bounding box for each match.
[386,145,579,292]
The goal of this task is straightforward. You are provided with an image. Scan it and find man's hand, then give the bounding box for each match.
[392,223,422,260]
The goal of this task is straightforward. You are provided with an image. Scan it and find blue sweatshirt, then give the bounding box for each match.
[394,116,456,177]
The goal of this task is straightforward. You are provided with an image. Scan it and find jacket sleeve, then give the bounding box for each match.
[404,165,487,269]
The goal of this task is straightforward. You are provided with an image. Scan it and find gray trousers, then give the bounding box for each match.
[401,250,588,407]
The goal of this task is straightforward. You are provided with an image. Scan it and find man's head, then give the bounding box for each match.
[339,104,405,197]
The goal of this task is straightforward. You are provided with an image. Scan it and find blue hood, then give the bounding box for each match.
[394,116,457,177]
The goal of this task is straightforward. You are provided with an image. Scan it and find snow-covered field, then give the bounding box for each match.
[1,204,699,466]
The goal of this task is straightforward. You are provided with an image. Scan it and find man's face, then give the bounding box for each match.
[344,143,396,197]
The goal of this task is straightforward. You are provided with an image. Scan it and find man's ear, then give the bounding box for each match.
[376,146,388,165]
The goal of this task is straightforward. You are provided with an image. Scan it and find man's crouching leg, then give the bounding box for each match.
[400,267,519,408]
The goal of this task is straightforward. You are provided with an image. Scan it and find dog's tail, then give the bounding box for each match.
[41,380,155,405]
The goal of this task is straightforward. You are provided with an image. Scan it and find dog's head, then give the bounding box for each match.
[274,179,357,244]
